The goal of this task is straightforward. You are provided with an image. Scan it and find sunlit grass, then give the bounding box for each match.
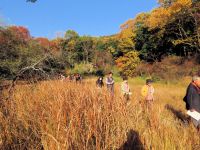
[1,77,200,149]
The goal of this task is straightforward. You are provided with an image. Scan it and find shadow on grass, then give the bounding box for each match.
[118,129,145,150]
[165,104,190,126]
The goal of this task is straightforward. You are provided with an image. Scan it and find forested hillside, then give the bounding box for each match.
[0,0,199,80]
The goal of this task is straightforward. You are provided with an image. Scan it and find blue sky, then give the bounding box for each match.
[0,0,158,39]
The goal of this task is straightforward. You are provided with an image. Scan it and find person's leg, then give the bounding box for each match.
[145,101,149,111]
[145,100,153,111]
[123,94,128,103]
[107,85,110,92]
[126,94,130,102]
[110,85,114,97]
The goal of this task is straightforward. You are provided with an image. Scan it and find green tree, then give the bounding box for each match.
[65,30,79,40]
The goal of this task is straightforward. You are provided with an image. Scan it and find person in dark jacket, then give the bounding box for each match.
[96,77,104,88]
[184,76,200,128]
[75,73,82,83]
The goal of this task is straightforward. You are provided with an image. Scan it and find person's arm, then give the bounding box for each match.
[106,78,112,84]
[105,78,109,84]
[106,78,114,85]
[152,87,155,94]
[110,78,114,85]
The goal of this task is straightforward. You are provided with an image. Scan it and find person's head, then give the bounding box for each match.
[108,72,113,77]
[99,77,103,81]
[122,76,128,82]
[146,79,153,85]
[192,76,200,87]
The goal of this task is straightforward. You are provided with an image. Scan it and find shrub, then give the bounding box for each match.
[115,51,140,77]
[68,63,95,75]
[135,56,200,81]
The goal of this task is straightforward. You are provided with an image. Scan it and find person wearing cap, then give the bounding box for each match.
[121,76,131,103]
[106,72,115,95]
[183,76,200,129]
[141,79,155,109]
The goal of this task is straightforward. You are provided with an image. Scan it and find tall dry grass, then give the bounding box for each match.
[0,78,200,149]
[0,80,131,149]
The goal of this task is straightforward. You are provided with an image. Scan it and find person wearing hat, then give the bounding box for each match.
[183,76,200,129]
[141,79,155,109]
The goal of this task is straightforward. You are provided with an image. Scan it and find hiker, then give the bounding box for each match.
[67,74,74,81]
[96,77,104,88]
[141,79,155,109]
[75,73,82,83]
[183,76,200,129]
[121,76,131,102]
[106,72,114,95]
[60,74,65,81]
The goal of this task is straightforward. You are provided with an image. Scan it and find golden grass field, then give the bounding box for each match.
[1,77,200,150]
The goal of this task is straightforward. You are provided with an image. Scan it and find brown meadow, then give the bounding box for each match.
[0,77,200,150]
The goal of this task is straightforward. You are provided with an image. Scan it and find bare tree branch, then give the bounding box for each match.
[5,55,49,101]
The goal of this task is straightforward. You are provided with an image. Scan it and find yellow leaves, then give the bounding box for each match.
[172,37,195,46]
[135,13,150,26]
[146,7,171,29]
[146,0,192,29]
[117,23,136,53]
[107,46,115,53]
[118,13,149,39]
[118,17,137,43]
[120,19,135,31]
[119,28,135,39]
[118,38,135,53]
[115,51,140,76]
[170,0,192,14]
[67,40,76,51]
[119,0,193,31]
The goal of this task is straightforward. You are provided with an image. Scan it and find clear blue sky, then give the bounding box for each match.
[0,0,158,39]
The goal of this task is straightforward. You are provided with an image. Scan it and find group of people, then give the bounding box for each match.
[96,72,155,107]
[60,71,200,130]
[97,72,200,130]
[60,73,82,83]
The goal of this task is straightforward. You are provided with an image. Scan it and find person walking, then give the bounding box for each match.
[106,72,114,95]
[75,73,82,83]
[121,76,131,103]
[141,79,155,110]
[183,76,200,129]
[96,76,104,88]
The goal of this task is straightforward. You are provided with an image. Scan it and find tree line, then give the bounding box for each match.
[0,0,199,80]
[115,0,200,76]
